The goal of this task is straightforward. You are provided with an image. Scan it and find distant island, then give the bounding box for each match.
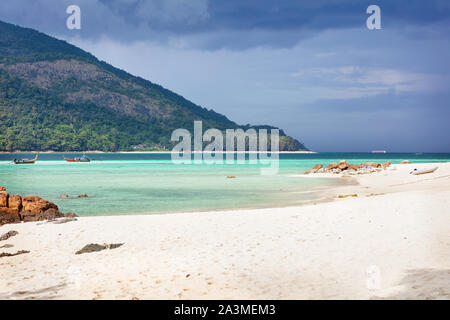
[0,20,307,152]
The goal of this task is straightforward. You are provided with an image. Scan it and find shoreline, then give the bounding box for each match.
[0,163,449,299]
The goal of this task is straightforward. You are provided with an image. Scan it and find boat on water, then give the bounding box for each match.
[13,155,38,164]
[371,150,387,154]
[63,155,91,163]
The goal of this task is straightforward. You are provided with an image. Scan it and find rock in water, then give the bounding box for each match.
[78,193,88,198]
[400,160,411,164]
[0,186,6,192]
[21,196,58,214]
[1,192,76,226]
[310,164,323,173]
[0,230,18,241]
[75,243,123,255]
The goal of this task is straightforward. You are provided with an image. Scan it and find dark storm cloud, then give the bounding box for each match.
[0,0,449,49]
[1,1,449,151]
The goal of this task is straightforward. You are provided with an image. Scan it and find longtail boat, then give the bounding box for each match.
[14,155,38,164]
[63,155,91,163]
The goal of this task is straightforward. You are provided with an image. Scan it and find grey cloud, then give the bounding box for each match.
[1,0,450,50]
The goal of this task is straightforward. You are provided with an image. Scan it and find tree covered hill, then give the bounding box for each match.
[0,20,307,152]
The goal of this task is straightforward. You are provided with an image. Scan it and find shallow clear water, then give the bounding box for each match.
[1,152,449,216]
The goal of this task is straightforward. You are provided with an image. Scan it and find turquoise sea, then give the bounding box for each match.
[1,152,449,216]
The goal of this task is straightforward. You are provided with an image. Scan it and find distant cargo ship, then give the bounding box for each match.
[371,150,387,154]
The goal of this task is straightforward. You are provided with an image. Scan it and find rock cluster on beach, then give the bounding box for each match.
[0,186,76,226]
[304,160,393,175]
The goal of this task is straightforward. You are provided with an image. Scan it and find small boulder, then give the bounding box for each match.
[0,186,6,192]
[400,160,411,164]
[76,243,106,254]
[360,162,380,168]
[310,164,323,173]
[338,160,350,170]
[59,194,70,199]
[325,162,338,170]
[348,164,359,171]
[381,161,391,169]
[77,193,88,198]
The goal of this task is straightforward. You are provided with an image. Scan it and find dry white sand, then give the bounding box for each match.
[0,163,449,300]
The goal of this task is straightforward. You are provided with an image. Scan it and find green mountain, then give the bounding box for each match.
[0,20,307,152]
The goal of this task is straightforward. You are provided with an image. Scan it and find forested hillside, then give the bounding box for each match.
[0,20,307,152]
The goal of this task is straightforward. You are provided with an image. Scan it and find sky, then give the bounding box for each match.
[1,0,449,152]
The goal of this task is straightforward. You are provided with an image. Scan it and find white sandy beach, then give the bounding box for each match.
[0,162,449,300]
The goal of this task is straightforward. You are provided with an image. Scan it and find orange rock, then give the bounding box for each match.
[348,164,359,171]
[381,161,391,168]
[0,192,8,207]
[360,162,380,168]
[338,160,350,170]
[0,186,6,191]
[8,195,22,211]
[400,160,411,164]
[21,196,58,214]
[325,162,338,170]
[0,207,18,215]
[310,164,323,172]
